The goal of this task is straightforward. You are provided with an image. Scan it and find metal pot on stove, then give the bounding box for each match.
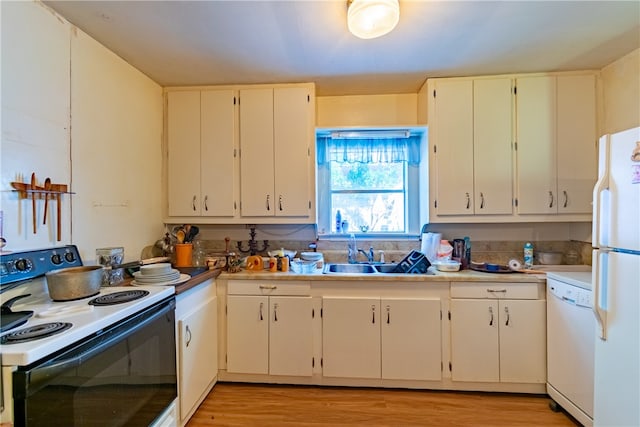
[45,265,104,301]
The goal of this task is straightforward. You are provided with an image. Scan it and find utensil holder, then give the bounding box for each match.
[174,243,193,267]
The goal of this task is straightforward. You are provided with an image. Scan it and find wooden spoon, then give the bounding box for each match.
[30,173,37,234]
[51,183,67,241]
[43,178,51,224]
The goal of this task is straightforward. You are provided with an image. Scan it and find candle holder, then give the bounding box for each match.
[236,226,269,256]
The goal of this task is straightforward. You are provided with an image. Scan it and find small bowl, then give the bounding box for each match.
[432,260,461,272]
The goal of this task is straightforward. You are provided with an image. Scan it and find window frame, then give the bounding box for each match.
[315,127,427,239]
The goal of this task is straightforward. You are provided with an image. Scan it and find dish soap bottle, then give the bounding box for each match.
[335,210,342,234]
[524,242,534,268]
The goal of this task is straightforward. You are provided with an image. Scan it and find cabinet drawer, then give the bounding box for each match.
[228,280,310,296]
[451,282,540,299]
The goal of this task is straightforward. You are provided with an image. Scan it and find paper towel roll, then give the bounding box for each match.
[421,232,441,262]
[508,259,522,271]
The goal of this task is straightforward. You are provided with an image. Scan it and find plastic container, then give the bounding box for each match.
[538,251,564,265]
[436,240,453,261]
[524,242,534,268]
[432,260,461,272]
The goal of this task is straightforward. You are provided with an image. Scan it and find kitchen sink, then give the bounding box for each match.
[324,263,378,274]
[373,264,400,274]
[323,263,413,275]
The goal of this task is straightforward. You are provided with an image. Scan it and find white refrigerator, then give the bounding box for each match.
[592,126,640,427]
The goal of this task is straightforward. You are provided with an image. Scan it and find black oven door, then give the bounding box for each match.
[12,297,177,427]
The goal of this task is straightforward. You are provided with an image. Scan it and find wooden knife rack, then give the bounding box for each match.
[10,175,73,240]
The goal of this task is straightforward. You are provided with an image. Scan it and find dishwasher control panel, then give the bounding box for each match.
[548,278,593,308]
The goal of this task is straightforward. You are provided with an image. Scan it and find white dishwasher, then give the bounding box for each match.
[546,271,594,427]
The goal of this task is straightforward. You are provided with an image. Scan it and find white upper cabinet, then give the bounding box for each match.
[516,76,558,214]
[473,78,514,215]
[431,79,474,215]
[430,77,513,218]
[168,91,201,217]
[516,74,597,215]
[239,88,275,217]
[167,89,237,218]
[166,83,315,223]
[556,74,597,214]
[273,87,313,217]
[201,90,237,216]
[239,86,313,218]
[428,71,596,223]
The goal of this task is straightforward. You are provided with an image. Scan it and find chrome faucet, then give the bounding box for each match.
[358,247,375,263]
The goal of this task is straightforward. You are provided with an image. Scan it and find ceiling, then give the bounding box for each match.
[43,1,640,96]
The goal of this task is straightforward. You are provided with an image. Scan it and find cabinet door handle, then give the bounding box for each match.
[480,192,485,209]
[192,195,197,211]
[371,305,376,324]
[185,325,192,347]
[273,303,278,322]
[204,195,209,211]
[259,284,277,290]
[259,302,264,321]
[386,305,390,324]
[278,195,283,211]
[465,192,470,209]
[563,190,568,208]
[488,306,494,326]
[548,191,554,208]
[504,306,510,326]
[266,195,271,211]
[487,289,507,294]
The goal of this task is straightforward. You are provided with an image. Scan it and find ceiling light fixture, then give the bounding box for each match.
[347,0,400,39]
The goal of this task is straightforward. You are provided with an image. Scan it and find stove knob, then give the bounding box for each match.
[51,253,63,265]
[15,258,32,272]
[64,252,76,263]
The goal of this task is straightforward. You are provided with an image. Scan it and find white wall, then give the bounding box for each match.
[316,94,418,127]
[70,28,164,263]
[1,1,164,263]
[1,1,71,248]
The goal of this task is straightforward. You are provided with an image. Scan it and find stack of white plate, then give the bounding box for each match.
[131,263,190,286]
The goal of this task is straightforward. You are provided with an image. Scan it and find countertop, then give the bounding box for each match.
[174,268,221,294]
[122,268,221,295]
[218,267,547,283]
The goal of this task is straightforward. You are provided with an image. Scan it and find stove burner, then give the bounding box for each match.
[88,290,149,306]
[1,322,72,344]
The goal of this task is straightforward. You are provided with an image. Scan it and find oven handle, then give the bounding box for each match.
[22,297,175,396]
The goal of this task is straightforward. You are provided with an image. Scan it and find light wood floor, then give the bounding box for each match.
[187,383,579,426]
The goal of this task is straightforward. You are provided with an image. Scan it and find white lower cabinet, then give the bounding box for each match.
[175,280,218,426]
[450,283,546,384]
[322,297,442,381]
[226,281,313,376]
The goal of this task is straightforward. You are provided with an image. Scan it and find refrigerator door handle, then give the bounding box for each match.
[592,134,611,248]
[592,249,608,340]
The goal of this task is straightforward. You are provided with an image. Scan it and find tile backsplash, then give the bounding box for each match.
[195,238,592,266]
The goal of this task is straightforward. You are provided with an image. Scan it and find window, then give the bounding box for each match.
[316,128,426,237]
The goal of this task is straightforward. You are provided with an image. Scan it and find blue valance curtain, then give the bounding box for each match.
[316,135,421,166]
